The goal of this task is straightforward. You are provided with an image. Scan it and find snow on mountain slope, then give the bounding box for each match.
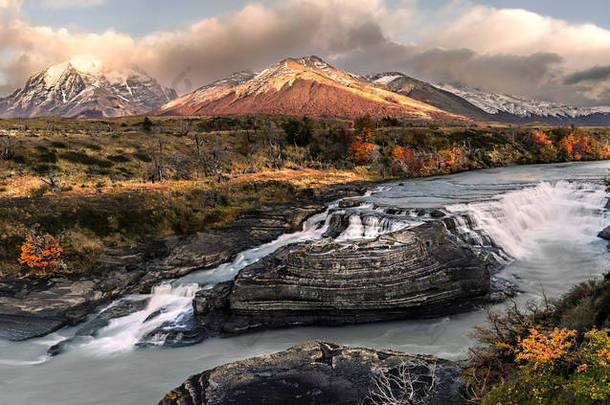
[0,56,177,118]
[366,73,495,121]
[436,83,610,119]
[156,56,468,121]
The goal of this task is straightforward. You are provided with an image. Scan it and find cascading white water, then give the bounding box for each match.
[335,203,421,242]
[71,207,336,355]
[3,162,610,405]
[42,179,610,356]
[447,181,608,260]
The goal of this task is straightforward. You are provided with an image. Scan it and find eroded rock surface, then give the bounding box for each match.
[0,198,346,341]
[193,222,491,339]
[159,342,465,405]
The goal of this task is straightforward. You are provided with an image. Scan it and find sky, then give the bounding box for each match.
[2,0,610,106]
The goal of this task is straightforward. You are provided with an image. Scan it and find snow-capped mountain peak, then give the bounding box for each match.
[155,55,467,120]
[436,82,610,119]
[0,56,177,118]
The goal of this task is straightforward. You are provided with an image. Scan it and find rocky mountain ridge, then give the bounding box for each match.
[155,56,468,121]
[0,56,177,118]
[436,82,610,125]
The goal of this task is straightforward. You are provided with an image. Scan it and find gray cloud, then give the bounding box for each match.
[564,66,610,84]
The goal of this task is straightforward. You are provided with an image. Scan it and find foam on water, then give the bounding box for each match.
[70,207,336,355]
[447,181,608,260]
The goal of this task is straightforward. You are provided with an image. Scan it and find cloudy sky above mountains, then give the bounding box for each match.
[1,0,610,106]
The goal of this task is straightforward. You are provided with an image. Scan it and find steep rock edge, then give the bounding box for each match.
[159,342,464,405]
[0,182,368,341]
[191,221,491,340]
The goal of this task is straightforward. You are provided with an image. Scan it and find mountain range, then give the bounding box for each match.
[3,55,610,125]
[0,56,176,118]
[154,56,465,121]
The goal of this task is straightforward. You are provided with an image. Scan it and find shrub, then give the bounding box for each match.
[350,127,376,165]
[485,328,610,404]
[132,152,152,162]
[11,155,26,164]
[32,164,59,175]
[353,115,376,134]
[28,184,50,198]
[35,147,58,164]
[107,154,131,163]
[141,117,153,133]
[50,141,67,148]
[59,151,113,167]
[282,117,313,146]
[18,231,63,274]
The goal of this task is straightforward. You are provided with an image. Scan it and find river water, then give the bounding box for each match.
[2,161,610,405]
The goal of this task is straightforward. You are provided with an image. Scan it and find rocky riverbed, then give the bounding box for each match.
[0,183,367,341]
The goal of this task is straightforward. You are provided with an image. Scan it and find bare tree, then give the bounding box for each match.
[0,135,15,160]
[268,140,284,169]
[179,119,192,137]
[193,132,205,156]
[149,139,165,183]
[363,361,439,405]
[41,172,63,193]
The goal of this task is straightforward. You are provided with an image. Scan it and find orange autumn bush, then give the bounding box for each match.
[531,129,552,149]
[529,128,610,163]
[437,146,464,173]
[484,328,610,404]
[18,232,63,274]
[516,328,576,370]
[350,127,376,165]
[392,146,426,177]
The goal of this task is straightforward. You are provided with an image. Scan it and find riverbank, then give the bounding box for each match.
[3,115,610,280]
[0,179,369,341]
[1,161,609,405]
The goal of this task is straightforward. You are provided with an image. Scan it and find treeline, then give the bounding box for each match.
[3,115,610,185]
[3,114,610,276]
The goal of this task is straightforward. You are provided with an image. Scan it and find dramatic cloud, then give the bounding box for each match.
[1,0,610,105]
[565,66,610,85]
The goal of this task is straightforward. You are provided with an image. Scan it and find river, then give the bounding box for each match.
[1,161,609,405]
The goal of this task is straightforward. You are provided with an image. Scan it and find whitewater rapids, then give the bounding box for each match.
[1,161,609,405]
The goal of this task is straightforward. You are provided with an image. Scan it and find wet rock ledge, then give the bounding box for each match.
[159,342,464,405]
[192,222,491,341]
[0,181,368,342]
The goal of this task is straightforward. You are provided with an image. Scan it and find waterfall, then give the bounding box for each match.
[53,180,610,356]
[72,207,336,355]
[447,181,608,260]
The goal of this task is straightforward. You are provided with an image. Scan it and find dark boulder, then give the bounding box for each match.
[598,225,610,241]
[159,342,465,405]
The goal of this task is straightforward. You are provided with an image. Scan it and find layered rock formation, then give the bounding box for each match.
[192,222,491,339]
[159,342,465,405]
[0,192,363,341]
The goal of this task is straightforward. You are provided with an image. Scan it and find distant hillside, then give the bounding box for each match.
[436,83,610,126]
[155,56,468,121]
[366,73,495,121]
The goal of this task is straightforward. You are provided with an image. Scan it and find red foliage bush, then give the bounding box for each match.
[18,232,63,274]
